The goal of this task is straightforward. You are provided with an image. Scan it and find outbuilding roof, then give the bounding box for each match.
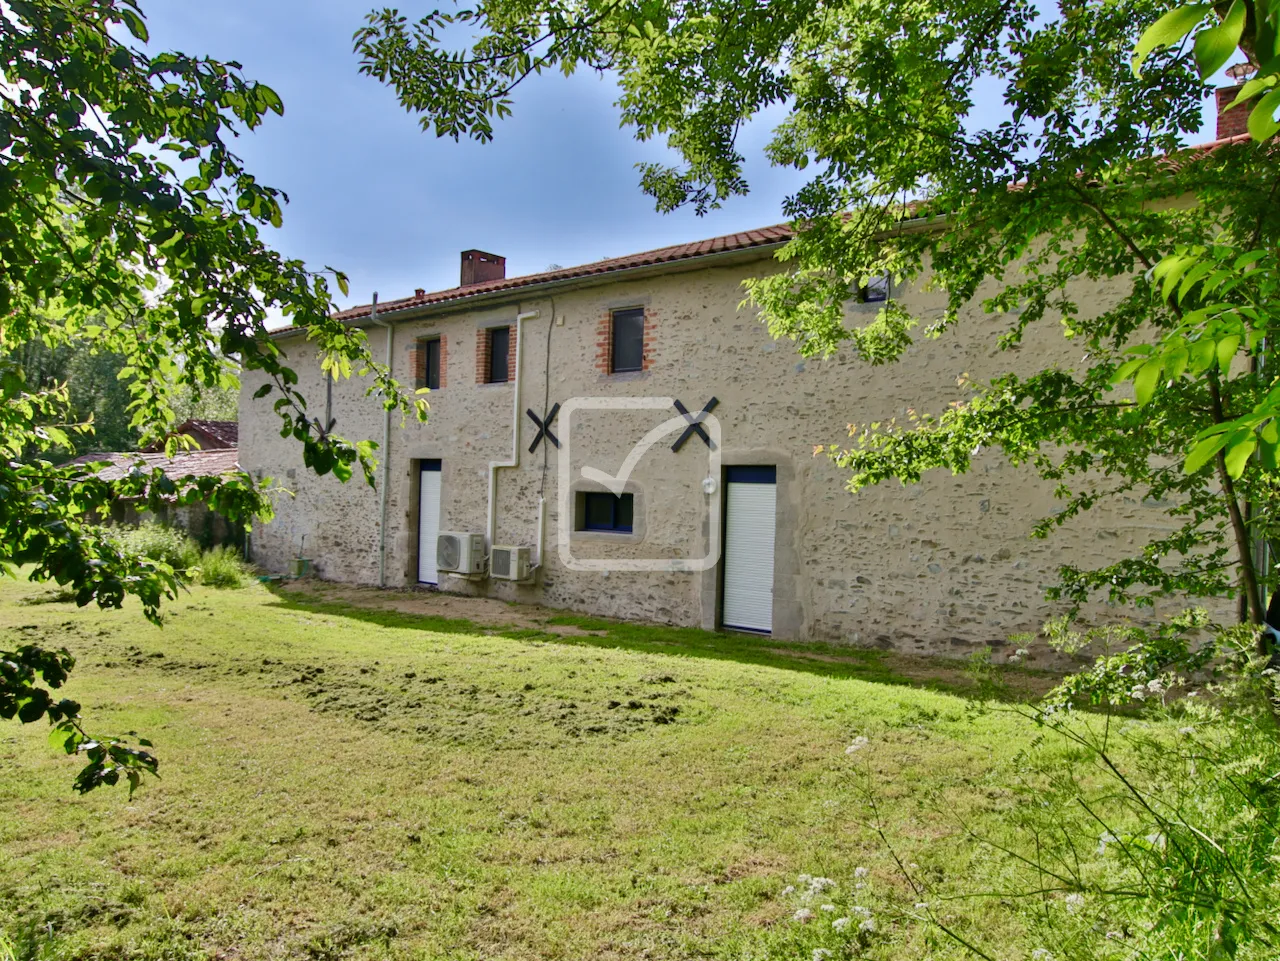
[68,448,241,484]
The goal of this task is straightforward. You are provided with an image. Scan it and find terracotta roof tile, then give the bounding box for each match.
[327,222,792,325]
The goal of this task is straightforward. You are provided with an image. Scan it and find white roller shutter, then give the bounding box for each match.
[722,470,777,632]
[417,462,442,585]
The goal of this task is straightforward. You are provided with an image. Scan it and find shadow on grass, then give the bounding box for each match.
[263,586,1057,704]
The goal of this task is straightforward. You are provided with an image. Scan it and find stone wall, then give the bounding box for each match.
[239,249,1232,655]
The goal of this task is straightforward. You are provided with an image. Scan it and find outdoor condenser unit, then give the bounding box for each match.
[490,545,532,581]
[436,532,485,575]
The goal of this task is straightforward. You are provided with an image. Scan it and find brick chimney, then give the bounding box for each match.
[1216,64,1255,141]
[1216,84,1249,140]
[460,250,505,287]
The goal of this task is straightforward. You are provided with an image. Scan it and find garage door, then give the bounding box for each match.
[722,466,777,633]
[417,459,442,585]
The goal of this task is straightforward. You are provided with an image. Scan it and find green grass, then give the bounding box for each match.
[0,577,1101,960]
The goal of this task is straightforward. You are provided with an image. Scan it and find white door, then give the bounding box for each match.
[722,466,777,633]
[417,460,442,585]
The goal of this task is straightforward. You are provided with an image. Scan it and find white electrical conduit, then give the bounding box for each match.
[368,293,394,588]
[487,309,541,570]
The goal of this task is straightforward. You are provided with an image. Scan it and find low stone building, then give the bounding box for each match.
[72,426,243,547]
[239,213,1228,655]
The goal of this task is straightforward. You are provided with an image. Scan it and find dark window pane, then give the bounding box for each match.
[582,492,634,532]
[611,308,644,372]
[861,274,890,303]
[584,493,614,530]
[488,327,509,383]
[615,493,634,531]
[425,339,440,390]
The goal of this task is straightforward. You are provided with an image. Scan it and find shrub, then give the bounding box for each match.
[116,522,201,572]
[198,545,247,589]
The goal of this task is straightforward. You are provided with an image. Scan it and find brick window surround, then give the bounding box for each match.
[595,307,656,375]
[476,325,517,384]
[410,336,447,390]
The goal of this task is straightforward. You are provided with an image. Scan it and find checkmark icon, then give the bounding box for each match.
[580,413,707,496]
[557,396,722,572]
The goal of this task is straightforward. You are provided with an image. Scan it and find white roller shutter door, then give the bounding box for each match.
[722,469,777,632]
[417,461,442,585]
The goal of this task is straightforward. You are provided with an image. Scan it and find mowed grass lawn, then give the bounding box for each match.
[2,576,1081,960]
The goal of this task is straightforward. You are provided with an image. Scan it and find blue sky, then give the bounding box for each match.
[142,0,808,313]
[141,1,1227,314]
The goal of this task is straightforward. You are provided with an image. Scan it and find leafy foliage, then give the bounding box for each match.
[0,0,426,790]
[197,545,249,589]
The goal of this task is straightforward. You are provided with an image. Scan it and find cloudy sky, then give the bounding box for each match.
[142,1,1226,314]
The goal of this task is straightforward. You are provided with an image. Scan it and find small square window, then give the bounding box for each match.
[611,307,645,373]
[487,326,509,383]
[424,338,441,390]
[579,492,633,533]
[860,274,890,303]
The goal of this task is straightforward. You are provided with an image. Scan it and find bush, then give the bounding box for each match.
[116,522,201,572]
[197,545,247,589]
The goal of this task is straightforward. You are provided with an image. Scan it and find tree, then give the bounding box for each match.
[356,0,1280,628]
[1,0,424,792]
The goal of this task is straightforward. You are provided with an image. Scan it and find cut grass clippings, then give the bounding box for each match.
[0,576,1116,960]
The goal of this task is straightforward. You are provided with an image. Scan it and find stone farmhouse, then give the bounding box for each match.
[239,194,1234,656]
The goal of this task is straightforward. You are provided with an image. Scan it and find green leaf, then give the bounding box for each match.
[1133,5,1212,74]
[1193,0,1246,79]
[1248,88,1280,140]
[1185,433,1228,473]
[119,9,149,42]
[1224,434,1257,478]
[1216,334,1241,372]
[1134,358,1162,404]
[1111,358,1146,383]
[1165,346,1189,380]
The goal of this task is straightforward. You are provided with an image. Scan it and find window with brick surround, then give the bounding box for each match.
[610,307,645,373]
[411,336,446,390]
[475,326,507,385]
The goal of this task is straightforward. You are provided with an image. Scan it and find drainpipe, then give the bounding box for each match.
[487,308,540,556]
[368,293,394,588]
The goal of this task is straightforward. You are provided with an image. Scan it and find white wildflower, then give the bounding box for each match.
[832,917,851,931]
[798,873,813,884]
[794,908,815,922]
[1129,685,1147,701]
[1064,893,1085,913]
[914,902,929,910]
[813,951,832,961]
[820,903,836,913]
[782,885,796,896]
[1106,931,1124,940]
[1146,677,1166,694]
[1031,951,1054,961]
[854,882,866,890]
[1179,726,1195,735]
[845,736,870,753]
[852,905,872,916]
[853,866,869,878]
[859,918,876,933]
[808,876,837,892]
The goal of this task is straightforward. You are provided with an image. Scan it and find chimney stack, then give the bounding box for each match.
[460,250,506,287]
[1216,64,1255,141]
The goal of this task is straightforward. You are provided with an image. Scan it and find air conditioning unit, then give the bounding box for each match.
[437,532,485,575]
[490,545,532,581]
